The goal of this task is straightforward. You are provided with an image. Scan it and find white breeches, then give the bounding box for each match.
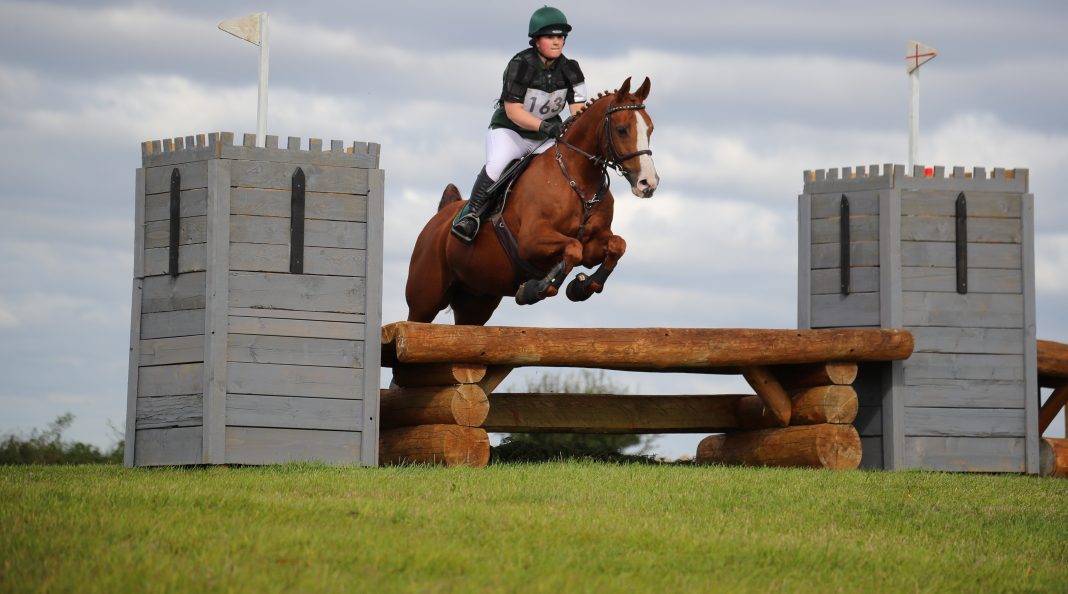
[485,127,555,181]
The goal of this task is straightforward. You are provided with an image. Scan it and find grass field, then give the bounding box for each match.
[2,462,1067,593]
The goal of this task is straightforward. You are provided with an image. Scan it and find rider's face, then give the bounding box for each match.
[535,35,565,60]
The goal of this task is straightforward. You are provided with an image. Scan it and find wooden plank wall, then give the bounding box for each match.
[808,190,881,328]
[221,148,376,465]
[134,161,209,466]
[898,190,1028,472]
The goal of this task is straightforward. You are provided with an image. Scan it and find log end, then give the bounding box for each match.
[1040,437,1068,478]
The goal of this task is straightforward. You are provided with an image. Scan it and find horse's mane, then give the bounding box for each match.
[560,89,619,136]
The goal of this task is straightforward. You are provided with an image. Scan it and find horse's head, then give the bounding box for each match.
[607,77,659,198]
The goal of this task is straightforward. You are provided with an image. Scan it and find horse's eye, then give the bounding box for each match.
[615,126,627,136]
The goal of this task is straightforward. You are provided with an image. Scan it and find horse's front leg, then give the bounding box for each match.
[566,232,627,302]
[514,234,584,306]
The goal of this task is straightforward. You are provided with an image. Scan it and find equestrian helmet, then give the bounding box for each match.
[528,6,571,37]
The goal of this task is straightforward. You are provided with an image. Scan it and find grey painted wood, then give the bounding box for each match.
[230,244,366,277]
[224,427,362,465]
[226,394,363,431]
[901,216,1021,243]
[901,191,1022,218]
[145,189,208,222]
[227,316,366,340]
[227,362,364,399]
[140,309,205,339]
[145,216,208,248]
[810,215,878,244]
[909,327,1024,355]
[230,188,368,222]
[902,267,1022,294]
[143,244,208,277]
[126,168,146,467]
[137,363,203,398]
[904,436,1025,472]
[227,335,362,368]
[806,175,895,194]
[145,161,208,193]
[811,241,879,269]
[904,353,1024,381]
[859,437,883,469]
[810,292,880,328]
[1022,193,1038,474]
[139,335,205,366]
[228,272,366,313]
[229,215,368,250]
[228,307,364,323]
[230,160,370,194]
[902,292,1024,328]
[856,406,882,436]
[136,394,203,429]
[141,272,207,313]
[361,167,385,466]
[134,426,203,466]
[811,267,879,295]
[904,407,1025,437]
[879,189,904,470]
[202,158,231,464]
[904,379,1025,408]
[901,241,1021,269]
[797,194,811,329]
[810,191,880,217]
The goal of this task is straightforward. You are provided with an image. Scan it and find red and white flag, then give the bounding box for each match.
[906,40,937,74]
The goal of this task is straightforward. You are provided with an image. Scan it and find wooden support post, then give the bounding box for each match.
[741,366,791,427]
[771,363,858,390]
[1040,437,1068,477]
[379,425,490,467]
[479,365,514,394]
[696,424,862,470]
[380,384,489,429]
[1039,386,1068,435]
[391,363,487,388]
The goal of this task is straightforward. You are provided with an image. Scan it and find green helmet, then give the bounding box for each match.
[528,6,571,37]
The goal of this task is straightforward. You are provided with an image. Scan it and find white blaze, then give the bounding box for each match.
[632,111,658,197]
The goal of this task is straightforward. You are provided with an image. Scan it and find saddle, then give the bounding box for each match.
[451,157,546,285]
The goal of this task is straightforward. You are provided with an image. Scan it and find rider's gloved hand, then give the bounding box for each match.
[539,120,563,138]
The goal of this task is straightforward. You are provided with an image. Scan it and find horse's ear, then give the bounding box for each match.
[617,77,632,97]
[635,77,651,101]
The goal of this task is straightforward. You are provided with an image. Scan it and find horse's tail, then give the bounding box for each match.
[438,183,462,211]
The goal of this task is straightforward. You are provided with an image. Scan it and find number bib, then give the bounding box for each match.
[524,88,568,121]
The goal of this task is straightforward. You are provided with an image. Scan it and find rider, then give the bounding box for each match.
[451,6,589,243]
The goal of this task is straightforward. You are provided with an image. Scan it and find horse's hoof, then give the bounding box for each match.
[515,282,541,306]
[566,274,593,302]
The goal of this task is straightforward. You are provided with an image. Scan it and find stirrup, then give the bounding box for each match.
[451,214,481,243]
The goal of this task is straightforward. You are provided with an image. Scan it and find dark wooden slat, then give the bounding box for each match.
[290,167,306,274]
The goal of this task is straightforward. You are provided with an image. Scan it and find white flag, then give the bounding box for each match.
[219,13,265,46]
[906,40,937,74]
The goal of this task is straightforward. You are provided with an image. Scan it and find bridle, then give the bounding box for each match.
[554,100,653,214]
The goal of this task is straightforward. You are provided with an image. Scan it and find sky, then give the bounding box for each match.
[1,0,1066,457]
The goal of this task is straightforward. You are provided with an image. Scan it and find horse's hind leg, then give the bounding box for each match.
[450,288,502,326]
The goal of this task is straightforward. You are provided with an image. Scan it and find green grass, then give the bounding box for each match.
[2,463,1067,593]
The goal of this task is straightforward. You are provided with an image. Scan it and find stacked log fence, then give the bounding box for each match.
[379,323,914,469]
[1038,339,1068,477]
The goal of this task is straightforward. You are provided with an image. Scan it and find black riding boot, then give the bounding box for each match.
[451,167,496,243]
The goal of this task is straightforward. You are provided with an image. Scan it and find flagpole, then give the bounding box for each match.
[908,68,918,172]
[257,13,269,148]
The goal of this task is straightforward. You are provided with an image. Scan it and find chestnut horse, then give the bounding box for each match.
[406,76,658,325]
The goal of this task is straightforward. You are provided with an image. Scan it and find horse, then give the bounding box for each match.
[405,76,658,326]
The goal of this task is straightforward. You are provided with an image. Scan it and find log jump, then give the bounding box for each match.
[379,322,914,469]
[1038,339,1068,477]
